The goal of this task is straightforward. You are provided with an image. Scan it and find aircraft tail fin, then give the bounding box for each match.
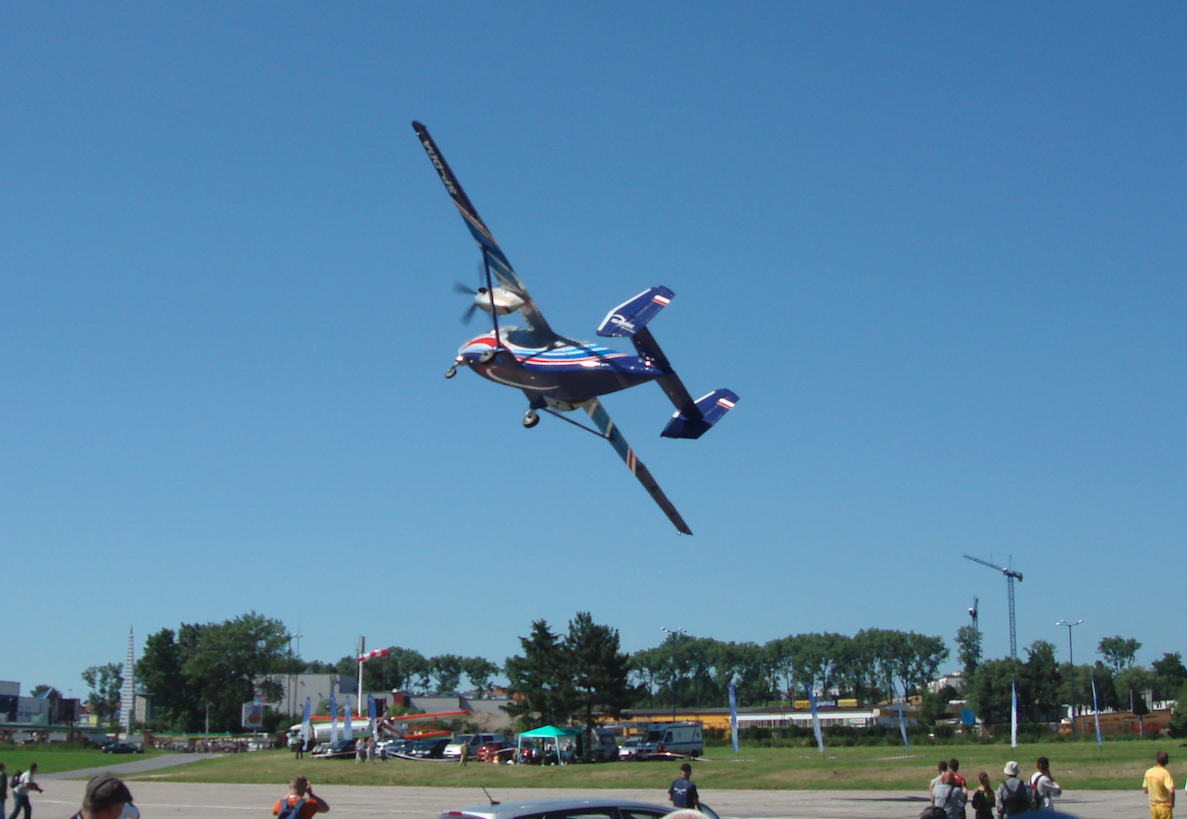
[661,389,739,439]
[597,286,674,338]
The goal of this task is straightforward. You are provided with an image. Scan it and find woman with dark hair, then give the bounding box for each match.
[971,772,995,819]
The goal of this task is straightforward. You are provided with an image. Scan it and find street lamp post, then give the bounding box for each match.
[1056,619,1084,732]
[660,627,687,721]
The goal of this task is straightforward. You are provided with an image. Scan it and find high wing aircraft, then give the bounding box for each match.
[413,121,738,535]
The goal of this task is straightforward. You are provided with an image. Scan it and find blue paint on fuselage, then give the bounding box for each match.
[458,327,663,403]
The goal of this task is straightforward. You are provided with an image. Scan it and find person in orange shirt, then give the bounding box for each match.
[272,777,330,819]
[1143,752,1175,819]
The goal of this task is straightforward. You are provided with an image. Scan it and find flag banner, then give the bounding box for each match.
[728,684,739,754]
[330,693,339,744]
[343,696,353,740]
[1091,671,1102,746]
[892,680,909,749]
[1011,679,1018,748]
[301,697,311,743]
[806,684,824,753]
[368,694,377,738]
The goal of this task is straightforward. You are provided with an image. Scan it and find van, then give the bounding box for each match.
[443,733,499,759]
[585,727,619,761]
[635,721,702,757]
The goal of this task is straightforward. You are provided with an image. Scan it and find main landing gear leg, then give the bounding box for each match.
[522,396,546,429]
[444,357,463,379]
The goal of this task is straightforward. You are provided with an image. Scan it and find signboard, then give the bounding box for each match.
[241,702,264,729]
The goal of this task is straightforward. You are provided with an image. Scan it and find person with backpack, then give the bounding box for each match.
[1030,757,1062,810]
[996,761,1034,819]
[8,763,41,819]
[971,772,996,819]
[271,776,329,819]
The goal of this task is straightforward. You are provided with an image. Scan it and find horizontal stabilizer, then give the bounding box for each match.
[661,389,739,440]
[597,286,674,338]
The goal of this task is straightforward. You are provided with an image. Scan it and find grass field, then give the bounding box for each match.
[0,745,162,775]
[120,741,1177,790]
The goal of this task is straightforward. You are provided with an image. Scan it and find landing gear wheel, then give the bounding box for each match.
[479,349,498,364]
[444,365,457,379]
[523,410,540,428]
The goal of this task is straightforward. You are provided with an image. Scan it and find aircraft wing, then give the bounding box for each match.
[582,398,692,535]
[412,121,553,338]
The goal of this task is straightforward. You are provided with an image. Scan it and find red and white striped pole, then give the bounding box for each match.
[357,647,388,720]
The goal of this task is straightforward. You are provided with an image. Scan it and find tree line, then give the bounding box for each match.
[70,609,1183,736]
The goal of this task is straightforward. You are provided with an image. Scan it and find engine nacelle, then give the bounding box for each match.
[475,286,525,316]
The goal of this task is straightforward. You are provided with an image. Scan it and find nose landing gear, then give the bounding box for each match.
[445,357,463,379]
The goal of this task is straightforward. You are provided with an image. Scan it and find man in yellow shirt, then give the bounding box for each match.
[1144,751,1175,819]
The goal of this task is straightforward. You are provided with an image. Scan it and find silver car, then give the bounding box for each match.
[438,798,722,819]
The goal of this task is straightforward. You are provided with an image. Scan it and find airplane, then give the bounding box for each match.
[412,121,738,535]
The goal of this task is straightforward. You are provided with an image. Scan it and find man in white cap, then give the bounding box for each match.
[996,761,1034,819]
[70,774,138,819]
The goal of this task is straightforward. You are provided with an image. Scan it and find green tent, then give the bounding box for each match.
[517,724,581,765]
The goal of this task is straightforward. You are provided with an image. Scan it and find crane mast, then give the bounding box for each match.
[963,554,1023,660]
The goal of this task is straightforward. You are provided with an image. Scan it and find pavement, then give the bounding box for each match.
[31,759,1145,819]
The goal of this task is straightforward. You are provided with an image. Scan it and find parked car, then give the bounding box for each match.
[617,738,640,761]
[475,740,514,763]
[312,738,361,759]
[102,742,143,754]
[379,738,416,758]
[437,797,722,819]
[444,733,500,759]
[408,737,450,758]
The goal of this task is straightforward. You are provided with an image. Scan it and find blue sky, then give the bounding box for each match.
[4,3,1184,699]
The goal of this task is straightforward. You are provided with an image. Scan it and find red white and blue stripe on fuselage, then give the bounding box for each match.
[458,328,664,403]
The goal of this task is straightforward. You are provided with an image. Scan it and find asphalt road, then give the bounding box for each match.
[30,778,1145,819]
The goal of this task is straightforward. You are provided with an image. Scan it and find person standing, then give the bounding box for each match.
[933,771,963,819]
[971,772,996,819]
[930,760,950,803]
[1143,752,1175,819]
[69,774,138,819]
[949,759,969,818]
[459,741,471,766]
[668,763,700,810]
[8,763,42,819]
[272,776,330,819]
[996,761,1034,819]
[0,762,8,819]
[1030,757,1063,810]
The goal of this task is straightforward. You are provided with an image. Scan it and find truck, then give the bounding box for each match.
[635,721,703,757]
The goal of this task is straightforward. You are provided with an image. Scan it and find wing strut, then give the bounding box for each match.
[580,398,693,535]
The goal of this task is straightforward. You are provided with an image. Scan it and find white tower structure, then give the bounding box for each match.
[119,627,135,732]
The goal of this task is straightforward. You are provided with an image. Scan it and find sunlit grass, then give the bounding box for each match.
[124,740,1170,790]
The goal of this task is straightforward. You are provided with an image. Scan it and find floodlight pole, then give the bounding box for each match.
[1056,619,1084,732]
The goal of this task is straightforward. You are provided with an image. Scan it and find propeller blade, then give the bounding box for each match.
[455,280,477,295]
[460,303,480,324]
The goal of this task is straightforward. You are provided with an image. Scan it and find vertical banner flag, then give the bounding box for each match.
[892,680,909,749]
[330,693,339,744]
[728,684,739,754]
[1091,671,1103,747]
[1010,678,1019,749]
[343,696,353,740]
[301,697,312,745]
[806,684,824,754]
[367,694,377,739]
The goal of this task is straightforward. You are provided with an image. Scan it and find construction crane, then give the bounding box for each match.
[968,597,979,631]
[964,554,1023,659]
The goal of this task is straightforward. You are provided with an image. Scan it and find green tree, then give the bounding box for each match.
[1020,640,1061,722]
[955,625,982,678]
[1098,635,1142,674]
[564,612,632,755]
[1152,652,1187,700]
[503,619,574,729]
[81,663,123,721]
[966,657,1024,724]
[462,657,500,697]
[430,654,465,693]
[1169,680,1187,738]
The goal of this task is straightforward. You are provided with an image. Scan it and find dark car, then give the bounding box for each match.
[312,738,361,759]
[408,737,450,758]
[380,738,416,759]
[102,742,143,754]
